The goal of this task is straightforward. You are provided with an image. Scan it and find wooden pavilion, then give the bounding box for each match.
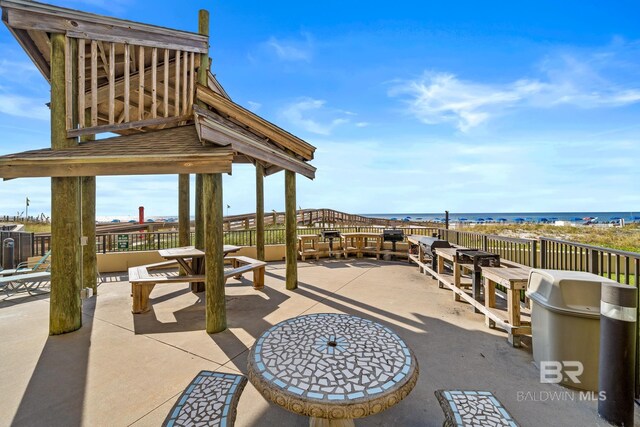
[0,0,316,335]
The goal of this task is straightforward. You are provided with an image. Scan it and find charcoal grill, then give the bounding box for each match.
[413,236,451,268]
[455,249,500,312]
[382,229,404,259]
[321,230,341,258]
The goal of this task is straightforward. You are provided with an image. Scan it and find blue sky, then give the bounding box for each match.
[1,0,639,218]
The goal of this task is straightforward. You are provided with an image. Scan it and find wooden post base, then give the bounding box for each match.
[132,283,156,313]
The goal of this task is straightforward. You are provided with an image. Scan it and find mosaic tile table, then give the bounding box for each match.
[434,390,519,427]
[247,313,419,427]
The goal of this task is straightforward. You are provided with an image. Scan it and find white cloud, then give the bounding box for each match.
[0,94,50,120]
[355,122,370,128]
[390,43,640,131]
[280,98,350,135]
[246,101,262,112]
[265,34,313,62]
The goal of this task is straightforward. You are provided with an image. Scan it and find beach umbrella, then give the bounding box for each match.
[476,218,485,222]
[497,218,507,222]
[514,217,525,223]
[485,217,494,221]
[549,217,558,221]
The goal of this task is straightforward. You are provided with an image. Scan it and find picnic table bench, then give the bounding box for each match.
[130,255,266,314]
[341,232,383,259]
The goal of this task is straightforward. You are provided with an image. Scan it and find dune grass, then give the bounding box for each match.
[464,223,640,253]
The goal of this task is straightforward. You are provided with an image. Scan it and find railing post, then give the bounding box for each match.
[540,239,547,268]
[482,235,488,251]
[590,249,599,274]
[102,235,106,254]
[530,240,537,268]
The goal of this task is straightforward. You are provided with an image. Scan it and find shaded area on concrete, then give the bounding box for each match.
[1,259,638,427]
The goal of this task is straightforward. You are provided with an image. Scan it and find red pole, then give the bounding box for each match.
[139,206,145,224]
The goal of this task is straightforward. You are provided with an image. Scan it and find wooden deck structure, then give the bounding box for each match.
[0,0,316,335]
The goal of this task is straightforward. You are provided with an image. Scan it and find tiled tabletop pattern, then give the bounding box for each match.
[435,390,518,427]
[163,371,247,427]
[248,313,418,419]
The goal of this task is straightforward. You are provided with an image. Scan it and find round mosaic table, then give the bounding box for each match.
[247,313,419,427]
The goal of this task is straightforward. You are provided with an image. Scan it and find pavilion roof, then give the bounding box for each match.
[0,0,316,179]
[0,125,234,178]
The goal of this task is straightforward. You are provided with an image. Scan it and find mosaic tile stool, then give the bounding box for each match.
[434,390,519,427]
[163,371,247,427]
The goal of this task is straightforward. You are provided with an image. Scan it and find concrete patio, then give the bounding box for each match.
[1,259,636,426]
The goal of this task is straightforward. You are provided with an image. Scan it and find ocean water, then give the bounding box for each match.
[361,212,640,224]
[96,211,640,224]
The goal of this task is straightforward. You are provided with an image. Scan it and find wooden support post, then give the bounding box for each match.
[256,163,265,261]
[204,173,226,333]
[178,174,190,276]
[194,9,209,258]
[285,170,297,290]
[81,109,97,294]
[50,34,82,335]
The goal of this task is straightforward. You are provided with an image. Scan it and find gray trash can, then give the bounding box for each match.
[526,269,617,392]
[2,238,15,270]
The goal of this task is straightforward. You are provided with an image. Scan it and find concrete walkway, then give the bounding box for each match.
[0,259,636,426]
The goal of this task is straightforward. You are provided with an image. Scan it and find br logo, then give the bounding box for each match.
[540,361,584,384]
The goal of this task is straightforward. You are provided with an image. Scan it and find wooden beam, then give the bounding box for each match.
[163,49,169,118]
[108,42,115,123]
[194,106,316,179]
[0,157,232,178]
[66,114,190,138]
[78,38,85,129]
[151,47,157,118]
[285,170,297,290]
[181,51,188,115]
[50,32,82,335]
[81,111,97,294]
[256,162,265,261]
[204,172,226,333]
[90,40,97,126]
[174,48,180,118]
[3,3,208,52]
[123,43,130,122]
[138,45,144,121]
[178,174,190,247]
[196,84,315,161]
[9,27,50,80]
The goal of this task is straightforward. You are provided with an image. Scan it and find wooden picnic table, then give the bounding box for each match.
[297,234,320,261]
[158,245,241,292]
[341,232,383,259]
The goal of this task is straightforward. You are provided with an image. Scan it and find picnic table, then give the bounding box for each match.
[158,245,241,292]
[247,313,419,426]
[341,232,383,259]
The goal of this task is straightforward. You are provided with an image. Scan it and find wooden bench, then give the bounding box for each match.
[163,370,247,427]
[482,265,532,347]
[130,256,266,314]
[224,256,266,289]
[435,390,519,427]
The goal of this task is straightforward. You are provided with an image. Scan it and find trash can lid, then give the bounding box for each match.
[526,269,617,318]
[601,282,637,308]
